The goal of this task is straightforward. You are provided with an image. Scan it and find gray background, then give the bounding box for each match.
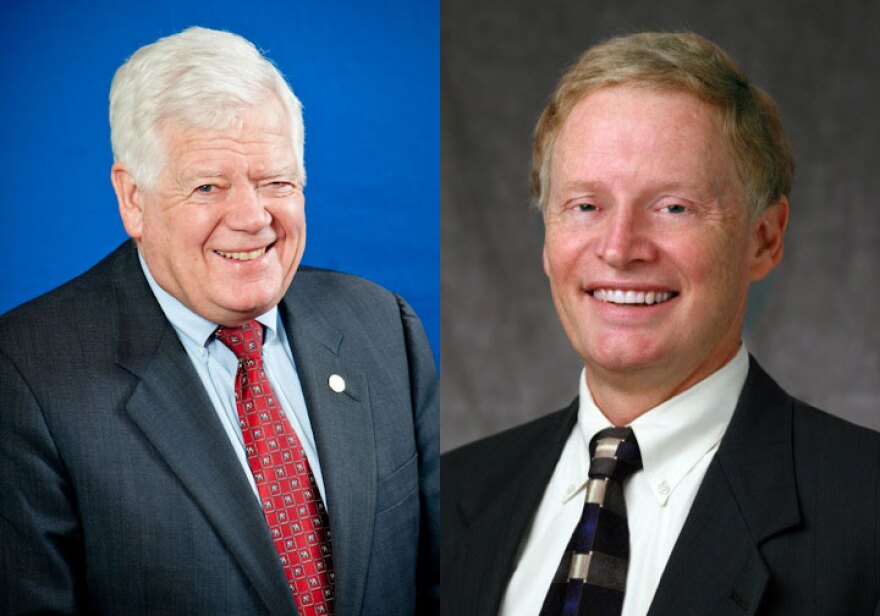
[441,0,880,452]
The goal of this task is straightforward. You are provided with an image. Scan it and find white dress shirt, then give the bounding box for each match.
[138,253,328,507]
[499,345,749,616]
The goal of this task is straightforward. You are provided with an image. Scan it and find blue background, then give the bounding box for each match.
[0,1,439,363]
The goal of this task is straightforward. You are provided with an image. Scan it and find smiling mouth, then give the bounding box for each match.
[590,288,679,306]
[214,244,272,261]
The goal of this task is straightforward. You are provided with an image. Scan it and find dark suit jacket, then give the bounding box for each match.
[442,358,880,615]
[0,241,439,615]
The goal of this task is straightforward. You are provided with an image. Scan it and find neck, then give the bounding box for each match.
[587,382,683,425]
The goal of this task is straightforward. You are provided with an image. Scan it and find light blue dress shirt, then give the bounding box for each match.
[137,253,328,507]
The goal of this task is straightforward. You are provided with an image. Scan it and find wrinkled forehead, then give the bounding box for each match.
[157,93,291,141]
[153,102,297,182]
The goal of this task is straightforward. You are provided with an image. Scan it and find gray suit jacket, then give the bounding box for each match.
[0,241,439,615]
[442,358,880,615]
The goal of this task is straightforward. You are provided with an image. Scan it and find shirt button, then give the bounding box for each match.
[658,481,671,496]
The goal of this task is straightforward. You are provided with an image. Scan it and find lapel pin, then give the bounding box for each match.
[328,374,346,393]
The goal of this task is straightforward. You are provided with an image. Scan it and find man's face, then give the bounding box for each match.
[118,97,305,326]
[543,85,785,396]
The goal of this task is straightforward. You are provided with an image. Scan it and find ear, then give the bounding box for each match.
[111,163,145,240]
[542,240,551,277]
[749,196,789,281]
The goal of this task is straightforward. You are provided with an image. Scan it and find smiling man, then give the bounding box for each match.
[0,28,438,615]
[442,33,879,615]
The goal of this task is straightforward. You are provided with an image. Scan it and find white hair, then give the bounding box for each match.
[109,26,305,189]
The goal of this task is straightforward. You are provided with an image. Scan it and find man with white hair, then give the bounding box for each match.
[0,27,438,616]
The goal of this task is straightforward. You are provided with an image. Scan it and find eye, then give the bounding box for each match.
[262,181,296,196]
[196,184,216,193]
[576,203,598,212]
[664,204,687,214]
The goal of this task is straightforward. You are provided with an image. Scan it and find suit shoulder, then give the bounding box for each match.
[293,265,400,307]
[443,405,576,488]
[284,266,433,374]
[295,265,391,292]
[0,244,127,352]
[744,357,880,462]
[443,407,572,461]
[790,397,880,458]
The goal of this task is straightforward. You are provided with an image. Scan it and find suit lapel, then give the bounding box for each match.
[112,243,296,615]
[279,291,376,616]
[454,403,578,615]
[648,358,801,615]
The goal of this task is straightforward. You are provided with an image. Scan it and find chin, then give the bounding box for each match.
[583,337,669,374]
[225,280,285,307]
[589,354,662,375]
[212,295,277,321]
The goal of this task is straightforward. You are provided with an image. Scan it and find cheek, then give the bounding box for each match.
[287,210,306,233]
[543,228,588,282]
[672,231,751,299]
[269,199,305,234]
[176,211,224,253]
[141,210,173,255]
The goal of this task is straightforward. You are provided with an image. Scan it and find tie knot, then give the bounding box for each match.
[215,320,264,359]
[588,426,642,482]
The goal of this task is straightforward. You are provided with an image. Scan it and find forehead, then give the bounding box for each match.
[551,86,734,191]
[159,99,294,173]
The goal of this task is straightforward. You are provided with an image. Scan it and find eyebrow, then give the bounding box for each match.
[259,167,298,180]
[182,167,298,182]
[558,179,713,198]
[185,170,225,181]
[557,180,604,194]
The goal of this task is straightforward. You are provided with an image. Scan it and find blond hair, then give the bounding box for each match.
[531,32,794,216]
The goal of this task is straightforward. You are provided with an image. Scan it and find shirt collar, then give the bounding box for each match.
[137,250,280,348]
[576,344,749,505]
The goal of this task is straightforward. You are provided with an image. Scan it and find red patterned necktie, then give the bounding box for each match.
[215,320,334,616]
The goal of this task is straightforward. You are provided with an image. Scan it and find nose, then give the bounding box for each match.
[225,186,272,232]
[596,205,655,269]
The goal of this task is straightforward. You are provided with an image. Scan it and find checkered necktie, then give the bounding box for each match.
[215,321,334,616]
[539,427,642,616]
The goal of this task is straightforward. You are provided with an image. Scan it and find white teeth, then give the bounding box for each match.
[216,247,267,261]
[593,288,674,305]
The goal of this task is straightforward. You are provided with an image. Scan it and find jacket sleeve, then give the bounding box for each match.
[397,295,440,615]
[0,350,83,614]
